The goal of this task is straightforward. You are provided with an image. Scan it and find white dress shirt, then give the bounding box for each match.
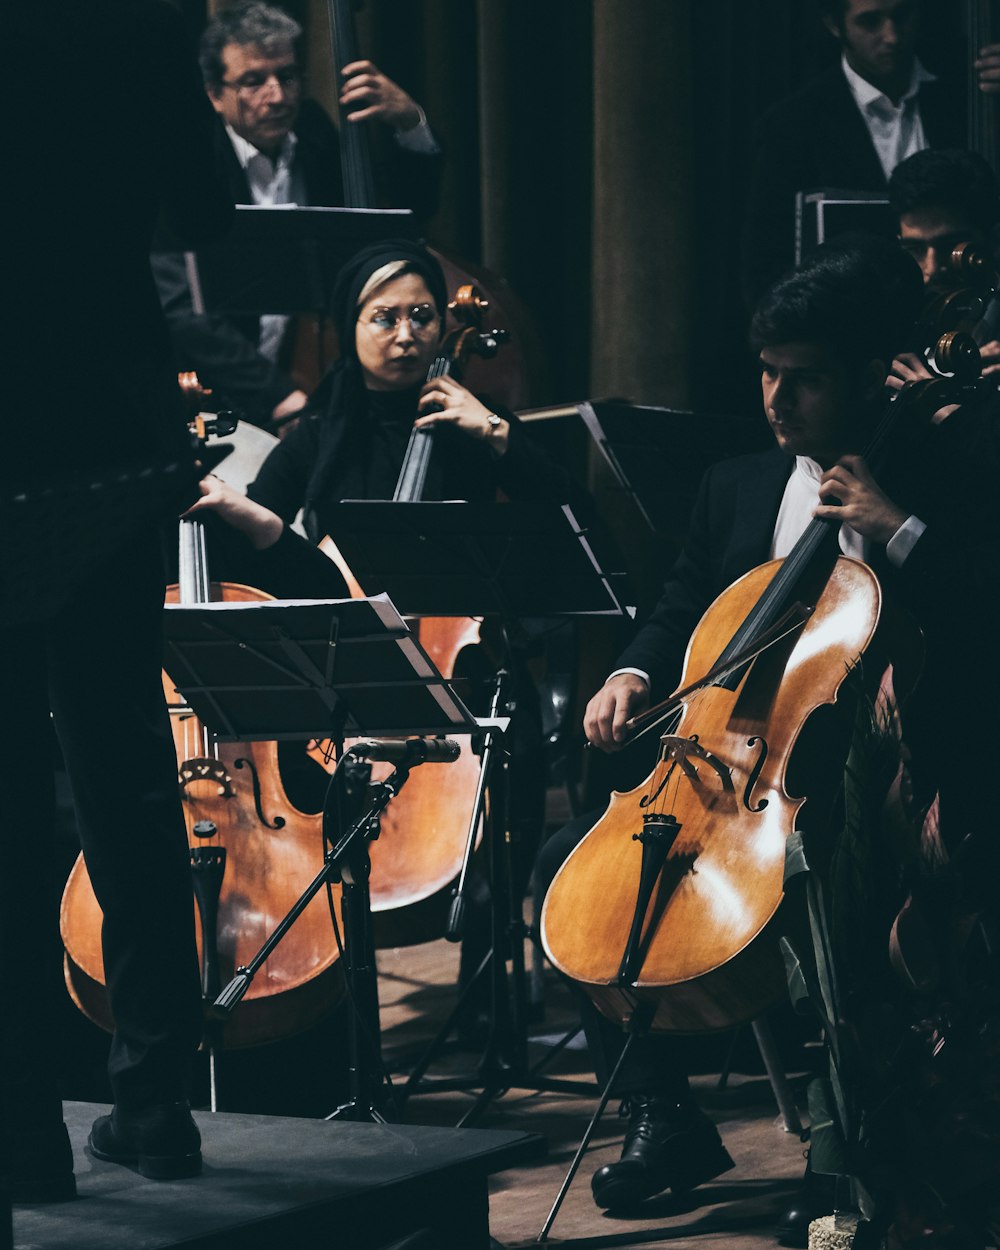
[841,52,936,181]
[225,125,303,361]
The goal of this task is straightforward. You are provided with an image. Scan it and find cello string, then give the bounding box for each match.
[648,692,701,818]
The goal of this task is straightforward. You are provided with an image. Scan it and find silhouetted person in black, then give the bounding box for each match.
[3,0,232,1201]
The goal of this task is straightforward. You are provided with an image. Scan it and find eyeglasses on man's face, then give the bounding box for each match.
[220,66,303,100]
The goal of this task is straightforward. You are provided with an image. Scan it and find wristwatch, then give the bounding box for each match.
[486,412,503,430]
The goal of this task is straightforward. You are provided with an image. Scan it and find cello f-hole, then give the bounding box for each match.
[234,756,287,830]
[742,736,770,814]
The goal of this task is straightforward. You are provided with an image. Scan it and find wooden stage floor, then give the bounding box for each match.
[377,939,810,1250]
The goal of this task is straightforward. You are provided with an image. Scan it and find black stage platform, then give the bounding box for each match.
[13,1102,543,1250]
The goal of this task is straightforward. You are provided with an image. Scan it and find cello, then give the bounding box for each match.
[311,282,510,944]
[61,389,344,1053]
[540,374,963,1036]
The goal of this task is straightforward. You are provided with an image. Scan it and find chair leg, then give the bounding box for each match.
[536,1031,637,1242]
[752,1016,803,1134]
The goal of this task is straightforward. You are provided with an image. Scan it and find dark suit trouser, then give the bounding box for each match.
[534,812,690,1100]
[0,530,201,1123]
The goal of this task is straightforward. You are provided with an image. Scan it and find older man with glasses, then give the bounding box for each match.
[153,1,442,431]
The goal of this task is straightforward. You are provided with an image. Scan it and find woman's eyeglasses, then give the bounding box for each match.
[364,304,440,336]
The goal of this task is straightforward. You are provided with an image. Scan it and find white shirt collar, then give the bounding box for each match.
[794,455,825,484]
[224,122,297,171]
[841,51,935,113]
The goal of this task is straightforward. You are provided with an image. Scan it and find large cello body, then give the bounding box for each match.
[542,546,884,1034]
[312,534,486,944]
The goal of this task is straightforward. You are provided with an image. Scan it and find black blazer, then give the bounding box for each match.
[8,0,233,483]
[741,65,965,304]
[153,101,443,425]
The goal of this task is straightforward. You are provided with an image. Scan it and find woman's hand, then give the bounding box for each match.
[814,455,908,545]
[416,376,509,454]
[182,476,284,550]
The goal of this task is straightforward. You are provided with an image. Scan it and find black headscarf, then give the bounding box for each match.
[298,239,448,535]
[330,237,448,360]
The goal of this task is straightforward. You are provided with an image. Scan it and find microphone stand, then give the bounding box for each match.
[213,748,423,1123]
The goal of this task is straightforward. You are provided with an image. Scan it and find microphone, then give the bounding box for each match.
[349,738,461,766]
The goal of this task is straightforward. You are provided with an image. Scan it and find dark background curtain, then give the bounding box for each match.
[183,0,969,421]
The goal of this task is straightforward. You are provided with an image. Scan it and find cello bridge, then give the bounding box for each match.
[658,735,734,792]
[178,758,235,800]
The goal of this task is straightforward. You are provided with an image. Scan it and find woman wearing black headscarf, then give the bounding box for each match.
[190,238,573,562]
[189,238,578,1034]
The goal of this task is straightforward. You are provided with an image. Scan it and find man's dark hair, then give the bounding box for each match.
[888,148,1000,233]
[816,0,849,25]
[816,0,923,33]
[198,2,301,86]
[750,235,923,367]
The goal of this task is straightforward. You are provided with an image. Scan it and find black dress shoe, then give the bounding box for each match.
[6,1122,77,1203]
[774,1167,837,1247]
[591,1095,734,1210]
[88,1102,201,1180]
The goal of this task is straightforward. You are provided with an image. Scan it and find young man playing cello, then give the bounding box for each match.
[536,235,990,1239]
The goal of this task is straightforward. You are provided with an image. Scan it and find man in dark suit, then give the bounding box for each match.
[4,0,232,1202]
[154,0,442,430]
[741,0,964,305]
[535,237,977,1235]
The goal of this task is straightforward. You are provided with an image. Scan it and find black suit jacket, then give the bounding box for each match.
[742,64,964,304]
[152,101,443,426]
[5,0,233,623]
[7,0,232,483]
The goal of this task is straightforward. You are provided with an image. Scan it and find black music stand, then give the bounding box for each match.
[180,204,416,320]
[795,187,894,263]
[326,500,625,618]
[162,593,478,1121]
[176,204,416,383]
[326,501,625,1121]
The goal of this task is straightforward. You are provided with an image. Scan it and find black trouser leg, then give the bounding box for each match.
[0,632,65,1131]
[3,530,202,1111]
